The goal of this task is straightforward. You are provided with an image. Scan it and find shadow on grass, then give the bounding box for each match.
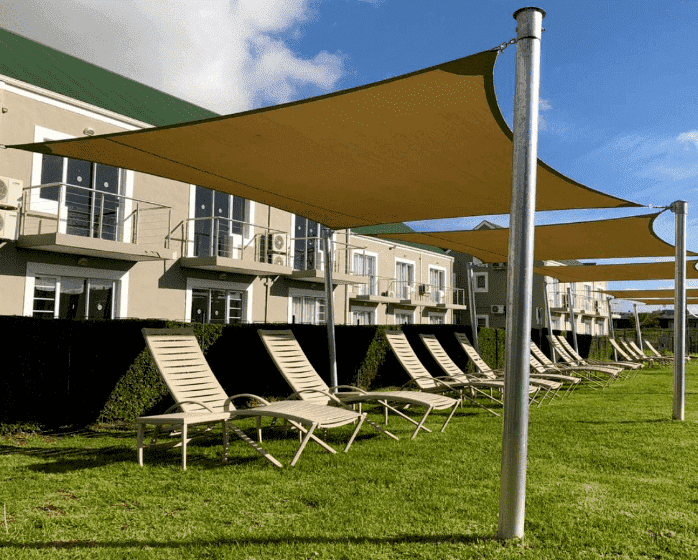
[1,533,496,550]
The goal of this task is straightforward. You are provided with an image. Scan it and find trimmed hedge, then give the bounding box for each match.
[0,317,625,428]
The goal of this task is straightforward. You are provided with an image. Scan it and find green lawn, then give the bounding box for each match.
[1,363,697,559]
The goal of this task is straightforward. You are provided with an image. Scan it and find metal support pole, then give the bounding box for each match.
[498,6,545,541]
[633,303,643,352]
[672,201,687,420]
[466,262,480,353]
[322,228,339,391]
[543,279,557,362]
[607,296,618,361]
[567,286,579,353]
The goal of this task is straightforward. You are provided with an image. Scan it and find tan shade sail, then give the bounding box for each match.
[374,213,689,263]
[534,260,698,282]
[9,50,637,230]
[621,298,698,305]
[606,289,698,299]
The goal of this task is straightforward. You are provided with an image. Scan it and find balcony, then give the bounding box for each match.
[349,279,466,310]
[290,237,368,286]
[17,183,174,261]
[548,290,609,316]
[179,218,293,276]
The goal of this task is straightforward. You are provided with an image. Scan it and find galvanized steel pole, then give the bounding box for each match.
[498,6,545,541]
[322,228,339,391]
[607,296,619,361]
[467,262,481,353]
[567,286,579,353]
[543,280,557,362]
[633,303,643,352]
[672,201,687,420]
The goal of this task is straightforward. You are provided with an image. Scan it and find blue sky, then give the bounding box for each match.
[3,0,697,303]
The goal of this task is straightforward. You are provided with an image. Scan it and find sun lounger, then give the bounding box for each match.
[451,332,565,405]
[555,335,636,380]
[529,340,612,387]
[643,340,675,363]
[548,336,621,384]
[141,328,367,468]
[258,329,459,439]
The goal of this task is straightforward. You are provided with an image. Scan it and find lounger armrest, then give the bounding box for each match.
[330,385,368,395]
[170,400,216,413]
[224,393,272,411]
[287,388,343,405]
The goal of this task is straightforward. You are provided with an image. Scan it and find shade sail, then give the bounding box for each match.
[621,298,698,305]
[9,49,637,230]
[374,213,690,263]
[534,260,698,283]
[606,289,698,299]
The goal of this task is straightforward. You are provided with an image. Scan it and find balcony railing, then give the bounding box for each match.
[19,183,171,247]
[353,278,465,306]
[185,217,290,265]
[291,236,367,276]
[548,290,608,316]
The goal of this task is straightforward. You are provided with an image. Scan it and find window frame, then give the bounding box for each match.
[473,271,488,293]
[185,277,252,324]
[24,262,128,319]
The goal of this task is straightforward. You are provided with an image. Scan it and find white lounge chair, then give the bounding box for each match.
[258,329,459,439]
[141,328,367,468]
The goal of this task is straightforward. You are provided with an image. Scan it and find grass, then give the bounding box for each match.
[1,363,697,559]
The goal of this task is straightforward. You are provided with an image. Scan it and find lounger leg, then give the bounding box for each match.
[137,423,144,466]
[227,423,283,468]
[257,416,263,443]
[343,413,367,452]
[290,423,323,467]
[377,400,432,434]
[439,400,460,432]
[411,406,434,440]
[181,423,187,470]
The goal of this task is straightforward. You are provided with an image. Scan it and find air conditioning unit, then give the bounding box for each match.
[418,284,431,296]
[0,209,18,240]
[0,177,23,209]
[492,262,506,270]
[382,290,396,298]
[435,290,445,304]
[270,253,287,267]
[491,305,506,315]
[267,232,287,254]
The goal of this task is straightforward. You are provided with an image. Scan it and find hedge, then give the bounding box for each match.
[0,316,626,428]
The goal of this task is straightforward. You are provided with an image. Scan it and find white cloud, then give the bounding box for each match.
[0,0,345,113]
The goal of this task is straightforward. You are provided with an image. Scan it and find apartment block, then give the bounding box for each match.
[0,29,463,326]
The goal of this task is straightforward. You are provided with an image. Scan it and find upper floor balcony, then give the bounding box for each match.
[177,220,368,285]
[178,217,293,276]
[548,290,609,317]
[17,183,174,261]
[350,277,466,309]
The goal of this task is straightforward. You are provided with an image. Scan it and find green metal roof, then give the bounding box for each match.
[0,28,218,126]
[352,223,448,255]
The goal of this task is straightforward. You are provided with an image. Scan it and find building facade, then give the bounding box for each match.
[0,30,463,326]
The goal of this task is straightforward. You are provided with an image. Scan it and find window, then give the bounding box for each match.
[192,186,248,258]
[429,313,445,325]
[353,252,377,295]
[473,272,488,293]
[32,275,114,319]
[583,317,593,335]
[293,216,329,271]
[190,288,245,324]
[394,310,413,325]
[291,295,326,324]
[476,314,489,328]
[352,307,374,325]
[395,260,415,300]
[39,155,123,241]
[549,278,561,308]
[429,267,446,303]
